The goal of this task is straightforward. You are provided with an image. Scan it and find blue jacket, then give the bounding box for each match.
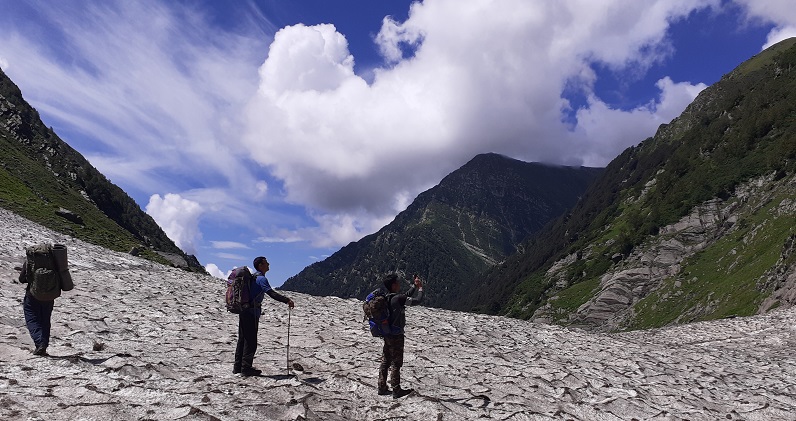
[251,272,273,307]
[244,272,289,318]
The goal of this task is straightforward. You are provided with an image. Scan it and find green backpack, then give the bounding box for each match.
[25,243,73,301]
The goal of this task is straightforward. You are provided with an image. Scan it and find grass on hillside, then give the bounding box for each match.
[734,38,796,76]
[544,277,600,323]
[0,138,172,266]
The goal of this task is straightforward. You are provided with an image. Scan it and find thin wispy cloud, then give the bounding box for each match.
[0,0,272,215]
[216,253,249,261]
[255,235,304,244]
[210,241,251,250]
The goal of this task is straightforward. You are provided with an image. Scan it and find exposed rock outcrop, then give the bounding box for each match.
[537,172,796,331]
[55,207,84,225]
[759,234,796,312]
[573,198,733,328]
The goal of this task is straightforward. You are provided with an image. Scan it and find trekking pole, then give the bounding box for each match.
[286,307,291,375]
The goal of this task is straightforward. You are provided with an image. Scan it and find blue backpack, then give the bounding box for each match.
[363,290,403,337]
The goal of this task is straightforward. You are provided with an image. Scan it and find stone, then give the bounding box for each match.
[155,250,189,268]
[0,208,794,420]
[54,207,84,225]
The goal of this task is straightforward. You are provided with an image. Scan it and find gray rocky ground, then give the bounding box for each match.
[1,208,795,420]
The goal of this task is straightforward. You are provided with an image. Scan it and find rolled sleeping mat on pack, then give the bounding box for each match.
[52,244,74,291]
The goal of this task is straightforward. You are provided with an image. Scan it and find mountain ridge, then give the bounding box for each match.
[0,67,203,271]
[282,153,602,308]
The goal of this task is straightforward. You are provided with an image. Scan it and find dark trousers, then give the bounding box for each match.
[234,311,259,371]
[23,292,54,350]
[379,334,405,389]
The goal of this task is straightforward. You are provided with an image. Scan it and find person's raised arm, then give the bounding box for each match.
[406,275,424,306]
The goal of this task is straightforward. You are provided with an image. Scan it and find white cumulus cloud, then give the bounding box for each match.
[734,0,796,49]
[242,0,724,244]
[205,263,226,279]
[572,77,708,165]
[762,26,796,49]
[146,193,204,255]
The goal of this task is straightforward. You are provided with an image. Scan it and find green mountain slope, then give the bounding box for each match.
[0,67,203,271]
[282,153,602,308]
[462,38,796,330]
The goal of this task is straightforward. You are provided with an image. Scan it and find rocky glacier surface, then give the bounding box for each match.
[1,208,795,420]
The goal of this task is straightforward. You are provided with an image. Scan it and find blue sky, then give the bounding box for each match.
[1,0,794,285]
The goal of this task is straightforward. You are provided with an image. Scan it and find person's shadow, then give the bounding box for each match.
[265,363,326,385]
[48,352,134,365]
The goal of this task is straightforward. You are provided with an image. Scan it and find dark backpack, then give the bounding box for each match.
[363,289,403,337]
[25,243,62,301]
[225,266,254,313]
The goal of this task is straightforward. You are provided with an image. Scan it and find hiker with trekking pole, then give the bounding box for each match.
[233,256,294,377]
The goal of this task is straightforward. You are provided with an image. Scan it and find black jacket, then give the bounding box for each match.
[388,285,423,330]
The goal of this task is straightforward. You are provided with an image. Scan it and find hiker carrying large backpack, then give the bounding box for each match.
[366,273,424,399]
[15,243,75,356]
[231,256,295,377]
[363,290,403,337]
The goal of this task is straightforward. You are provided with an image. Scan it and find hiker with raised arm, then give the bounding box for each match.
[233,256,294,377]
[373,273,424,399]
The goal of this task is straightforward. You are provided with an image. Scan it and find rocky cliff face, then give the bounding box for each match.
[1,208,794,420]
[537,172,796,331]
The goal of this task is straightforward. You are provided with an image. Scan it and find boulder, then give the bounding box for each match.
[55,207,84,225]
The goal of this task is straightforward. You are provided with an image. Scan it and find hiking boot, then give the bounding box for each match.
[232,367,241,374]
[240,368,262,377]
[32,347,48,356]
[378,387,391,396]
[392,387,413,399]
